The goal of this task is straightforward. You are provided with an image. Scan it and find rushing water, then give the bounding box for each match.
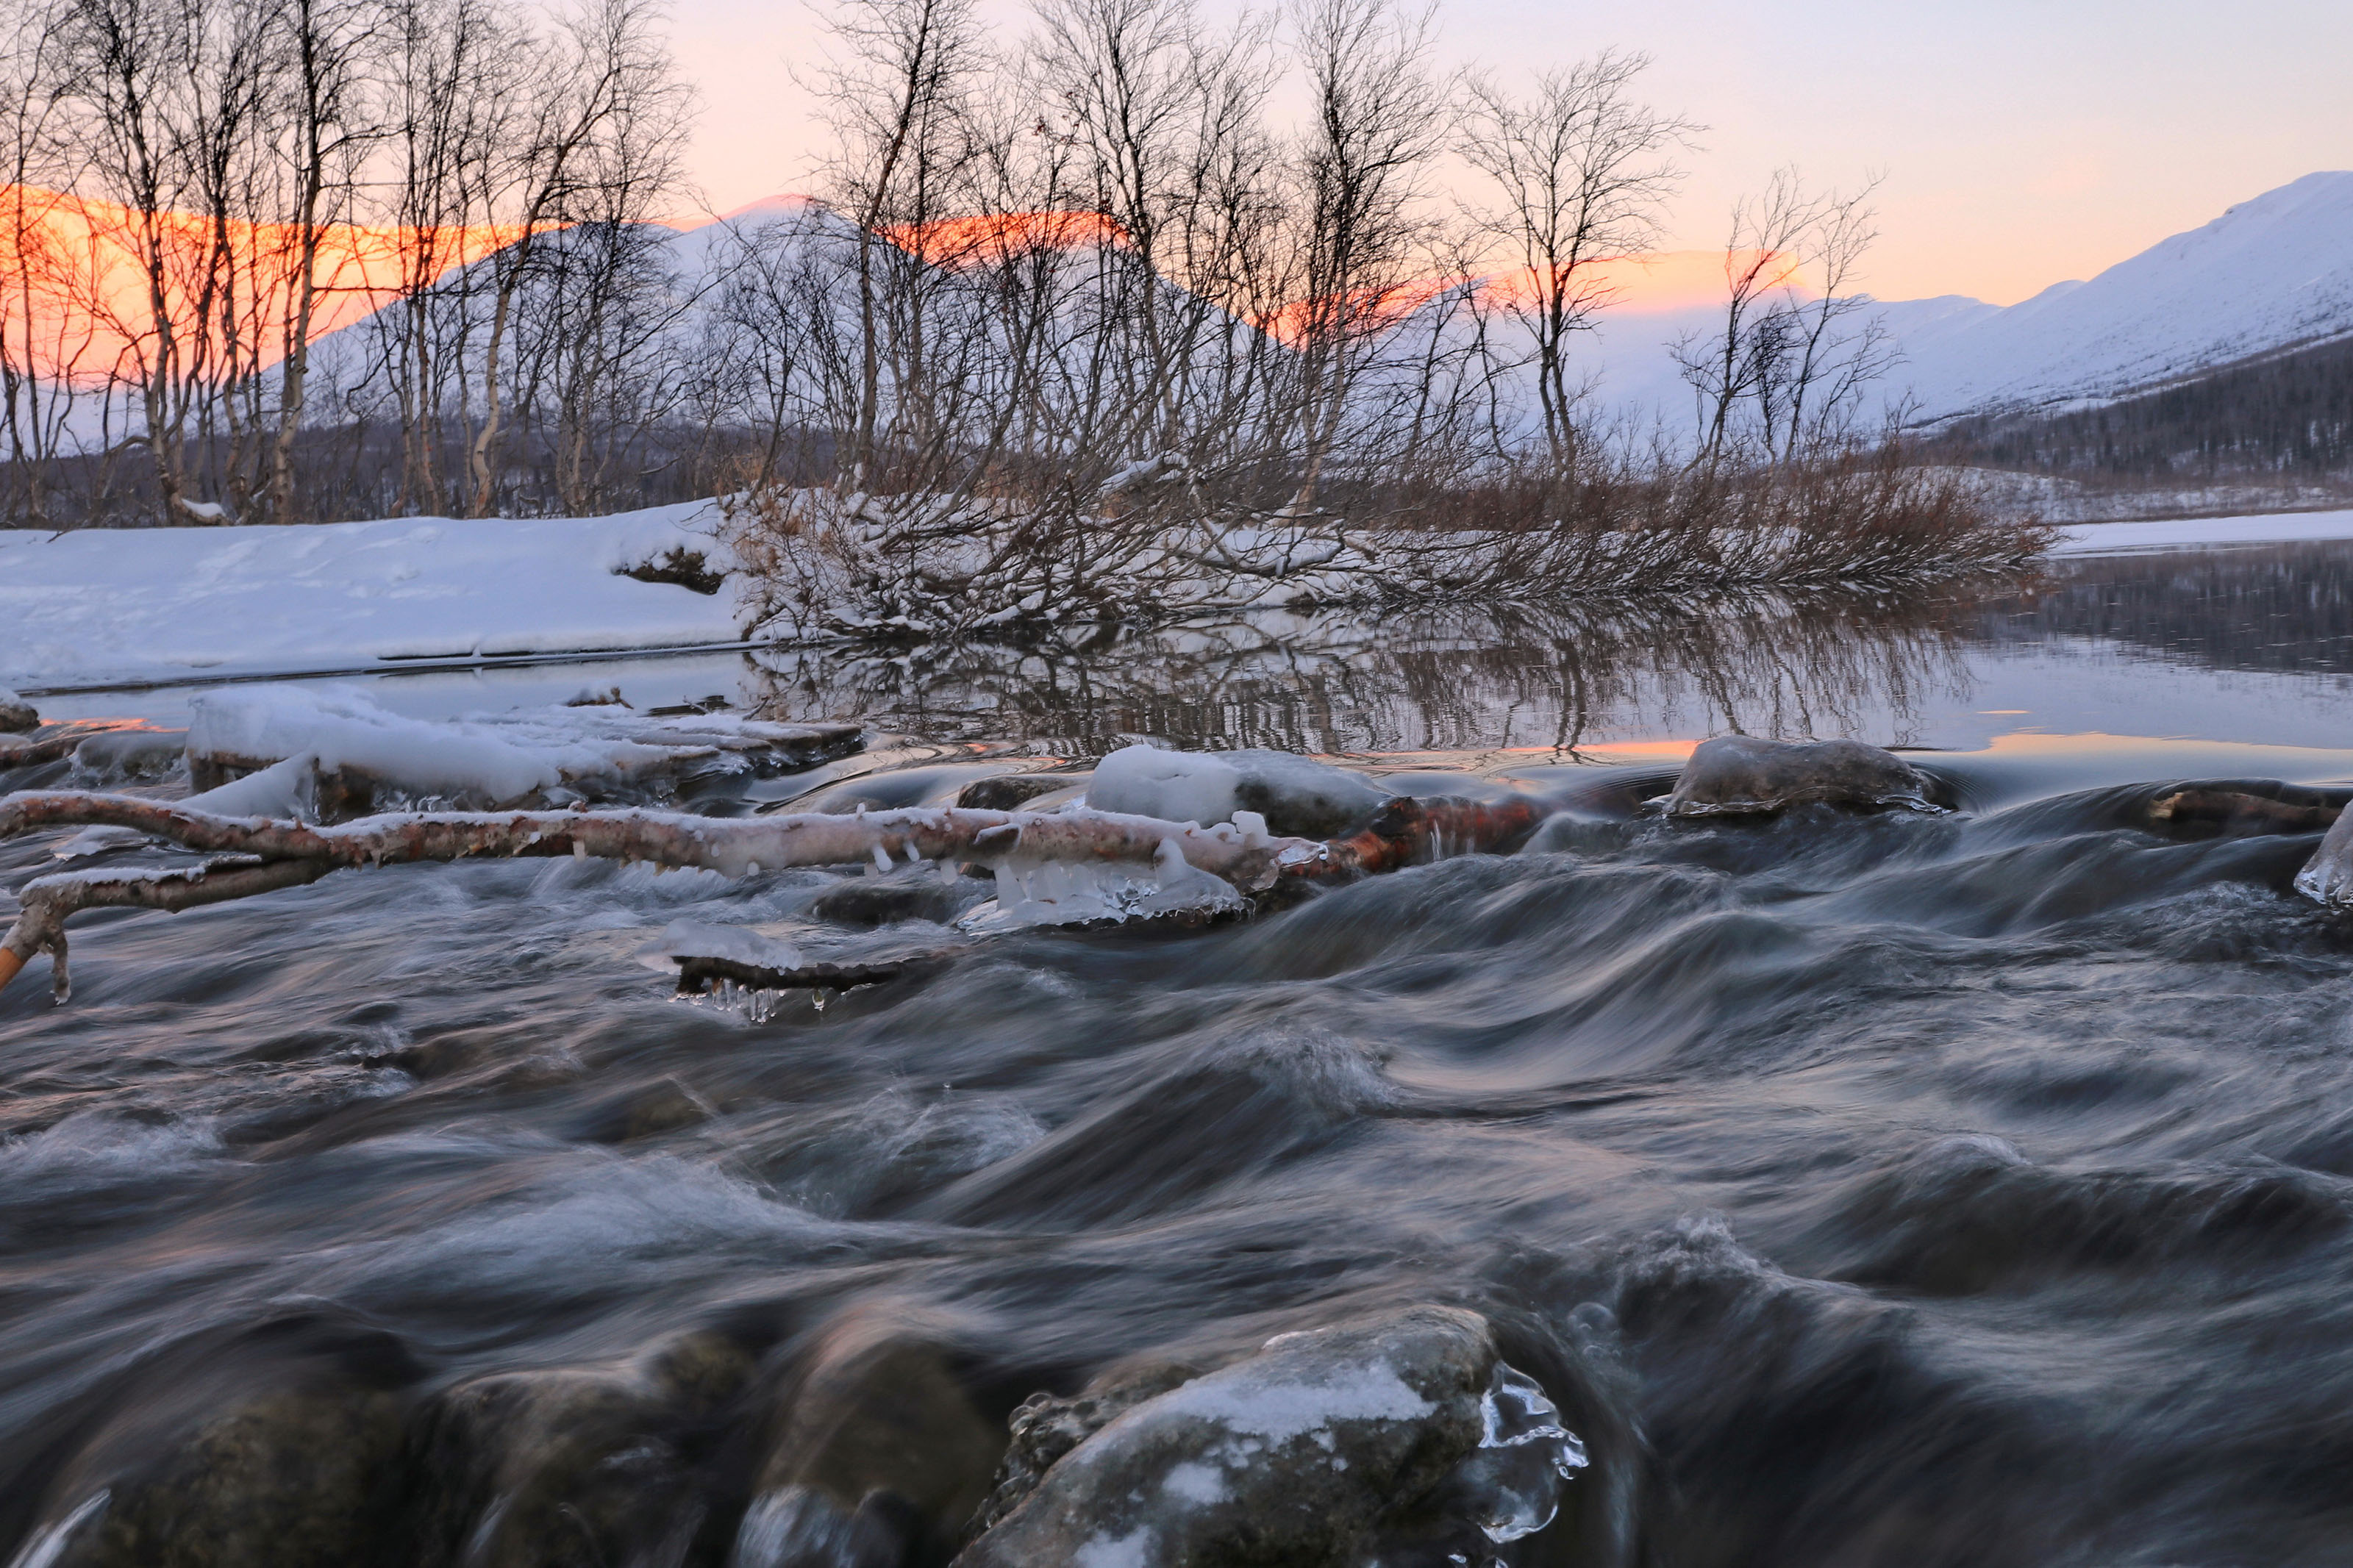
[7,541,2353,1567]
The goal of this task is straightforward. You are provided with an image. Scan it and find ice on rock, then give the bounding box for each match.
[1087,744,1389,839]
[1458,1363,1588,1544]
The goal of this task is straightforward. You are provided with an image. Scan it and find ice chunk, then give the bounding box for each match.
[1457,1362,1588,1544]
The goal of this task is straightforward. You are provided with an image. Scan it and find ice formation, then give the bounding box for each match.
[975,836,1249,929]
[185,685,858,812]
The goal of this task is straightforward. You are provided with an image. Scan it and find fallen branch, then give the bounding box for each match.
[0,790,1550,999]
[0,857,335,1000]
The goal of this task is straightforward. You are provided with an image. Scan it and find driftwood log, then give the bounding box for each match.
[0,791,1544,1000]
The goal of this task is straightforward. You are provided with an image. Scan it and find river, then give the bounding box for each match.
[5,540,2353,1567]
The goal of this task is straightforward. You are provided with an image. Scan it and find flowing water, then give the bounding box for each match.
[7,541,2353,1567]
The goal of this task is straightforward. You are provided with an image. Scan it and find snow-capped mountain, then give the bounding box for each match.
[1885,171,2353,422]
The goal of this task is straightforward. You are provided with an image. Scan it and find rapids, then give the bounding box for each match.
[6,540,2353,1566]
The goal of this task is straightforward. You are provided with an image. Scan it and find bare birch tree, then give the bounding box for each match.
[1454,50,1690,467]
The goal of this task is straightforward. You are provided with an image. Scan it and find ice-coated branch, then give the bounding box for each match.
[0,857,335,1000]
[0,792,1304,883]
[0,790,1552,999]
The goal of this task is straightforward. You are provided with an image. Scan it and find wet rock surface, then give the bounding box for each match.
[0,689,40,732]
[955,1306,1584,1568]
[7,1314,423,1568]
[733,1314,1006,1567]
[1664,734,1938,817]
[404,1330,758,1568]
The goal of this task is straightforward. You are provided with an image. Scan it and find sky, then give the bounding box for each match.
[663,0,2353,307]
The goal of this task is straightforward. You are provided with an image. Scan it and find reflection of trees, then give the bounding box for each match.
[1973,545,2353,678]
[743,584,1990,755]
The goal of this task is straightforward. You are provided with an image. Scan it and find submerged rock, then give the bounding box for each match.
[812,873,969,928]
[13,1313,424,1568]
[955,773,1082,812]
[0,687,35,732]
[955,1306,1587,1567]
[407,1331,757,1568]
[1664,735,1938,817]
[732,1313,1005,1568]
[1088,745,1390,839]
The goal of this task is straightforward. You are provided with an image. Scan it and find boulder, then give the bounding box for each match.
[12,1313,424,1568]
[955,1306,1588,1568]
[405,1331,757,1568]
[731,1312,1006,1567]
[1664,735,1937,817]
[1087,746,1390,840]
[0,687,35,733]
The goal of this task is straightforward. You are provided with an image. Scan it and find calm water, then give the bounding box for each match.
[6,541,2353,1567]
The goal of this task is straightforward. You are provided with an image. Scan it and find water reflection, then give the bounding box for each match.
[740,542,2353,756]
[746,590,1981,756]
[1977,542,2353,676]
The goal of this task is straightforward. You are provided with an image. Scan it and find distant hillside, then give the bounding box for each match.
[1885,171,2353,422]
[1943,333,2353,484]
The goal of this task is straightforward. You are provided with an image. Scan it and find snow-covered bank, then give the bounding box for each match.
[0,504,743,692]
[8,501,2352,698]
[2051,508,2353,556]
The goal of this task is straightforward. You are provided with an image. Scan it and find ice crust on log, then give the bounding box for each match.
[1087,743,1392,839]
[1664,734,1940,817]
[185,685,861,815]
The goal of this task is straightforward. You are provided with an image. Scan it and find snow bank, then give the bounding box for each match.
[185,684,860,812]
[0,502,743,692]
[2051,508,2353,556]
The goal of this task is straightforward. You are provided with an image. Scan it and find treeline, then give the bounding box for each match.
[0,0,1957,540]
[0,0,692,526]
[1943,334,2353,487]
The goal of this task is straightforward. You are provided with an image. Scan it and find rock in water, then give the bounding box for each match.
[955,1306,1588,1567]
[732,1314,1006,1567]
[406,1330,757,1568]
[1665,734,1937,817]
[11,1313,423,1568]
[0,687,36,732]
[1088,745,1390,839]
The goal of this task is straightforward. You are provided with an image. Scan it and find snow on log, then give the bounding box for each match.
[0,789,1550,999]
[0,856,334,1000]
[185,685,864,817]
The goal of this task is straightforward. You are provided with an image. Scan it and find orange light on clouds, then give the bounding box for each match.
[0,184,524,383]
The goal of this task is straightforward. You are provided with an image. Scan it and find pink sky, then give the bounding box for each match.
[664,0,2352,307]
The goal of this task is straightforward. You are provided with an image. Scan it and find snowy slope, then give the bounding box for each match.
[1888,172,2353,420]
[1531,173,2353,432]
[0,504,743,692]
